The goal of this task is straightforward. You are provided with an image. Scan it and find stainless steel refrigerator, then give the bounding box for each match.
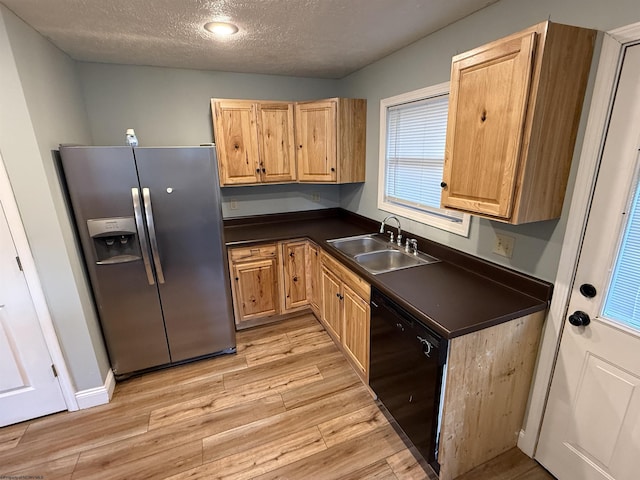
[59,146,235,379]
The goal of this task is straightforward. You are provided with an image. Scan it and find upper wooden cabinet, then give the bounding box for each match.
[212,99,296,186]
[212,97,366,186]
[441,21,596,224]
[296,98,366,183]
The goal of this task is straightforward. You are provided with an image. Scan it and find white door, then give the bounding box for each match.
[536,44,640,479]
[0,200,66,426]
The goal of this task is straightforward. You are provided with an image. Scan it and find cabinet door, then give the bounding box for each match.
[281,240,308,311]
[342,284,370,378]
[442,33,536,218]
[307,242,321,314]
[321,267,342,340]
[257,102,296,183]
[232,258,279,322]
[212,100,261,185]
[295,100,337,182]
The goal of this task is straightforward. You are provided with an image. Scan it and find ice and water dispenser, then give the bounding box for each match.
[87,217,142,264]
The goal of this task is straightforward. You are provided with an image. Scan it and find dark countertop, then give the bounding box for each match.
[224,209,551,339]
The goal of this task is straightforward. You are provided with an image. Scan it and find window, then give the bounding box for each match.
[378,83,470,236]
[602,166,640,331]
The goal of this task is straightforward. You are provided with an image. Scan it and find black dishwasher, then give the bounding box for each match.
[369,287,447,471]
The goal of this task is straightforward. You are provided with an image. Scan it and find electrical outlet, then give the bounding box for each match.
[229,199,238,210]
[312,192,320,202]
[493,233,515,258]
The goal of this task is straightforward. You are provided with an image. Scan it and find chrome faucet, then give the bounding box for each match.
[380,215,402,245]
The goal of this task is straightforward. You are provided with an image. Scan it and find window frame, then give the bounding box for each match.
[378,82,471,237]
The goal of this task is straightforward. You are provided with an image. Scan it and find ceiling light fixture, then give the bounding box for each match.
[204,21,239,36]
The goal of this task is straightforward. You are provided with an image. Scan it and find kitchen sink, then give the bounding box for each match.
[327,234,439,274]
[354,250,427,274]
[327,234,391,256]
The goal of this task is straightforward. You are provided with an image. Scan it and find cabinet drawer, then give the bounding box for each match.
[321,251,370,301]
[229,244,277,262]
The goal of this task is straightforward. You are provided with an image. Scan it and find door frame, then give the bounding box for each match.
[0,152,78,412]
[518,22,640,456]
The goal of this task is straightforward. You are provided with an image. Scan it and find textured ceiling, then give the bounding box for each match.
[1,0,498,79]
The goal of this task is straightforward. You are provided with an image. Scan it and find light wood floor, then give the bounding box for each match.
[0,314,555,480]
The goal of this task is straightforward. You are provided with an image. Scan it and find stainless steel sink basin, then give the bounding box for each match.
[327,234,439,274]
[327,234,390,256]
[354,250,427,274]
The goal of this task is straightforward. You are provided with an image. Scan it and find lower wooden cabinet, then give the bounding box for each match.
[341,284,370,376]
[320,251,370,380]
[229,245,280,325]
[321,266,343,340]
[227,240,370,380]
[228,240,311,328]
[280,240,309,312]
[307,241,321,316]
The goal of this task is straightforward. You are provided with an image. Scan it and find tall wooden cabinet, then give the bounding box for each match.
[212,99,296,186]
[296,98,366,183]
[441,21,596,224]
[212,97,366,186]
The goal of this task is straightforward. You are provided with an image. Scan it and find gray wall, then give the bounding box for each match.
[0,6,109,390]
[339,0,640,282]
[78,63,342,218]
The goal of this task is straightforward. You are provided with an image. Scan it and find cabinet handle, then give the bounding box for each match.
[289,252,295,257]
[293,276,298,282]
[440,182,447,188]
[331,167,336,172]
[262,168,266,173]
[256,168,261,173]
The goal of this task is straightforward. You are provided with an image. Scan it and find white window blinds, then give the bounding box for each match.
[603,173,640,331]
[384,94,461,220]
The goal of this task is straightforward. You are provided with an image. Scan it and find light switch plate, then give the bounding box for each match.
[493,233,515,258]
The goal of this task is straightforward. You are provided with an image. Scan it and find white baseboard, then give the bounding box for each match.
[75,369,115,410]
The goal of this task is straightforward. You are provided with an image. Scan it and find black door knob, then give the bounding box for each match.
[579,283,597,298]
[569,311,591,327]
[440,182,447,188]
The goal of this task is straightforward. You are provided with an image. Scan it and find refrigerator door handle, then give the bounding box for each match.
[131,188,155,286]
[142,187,166,284]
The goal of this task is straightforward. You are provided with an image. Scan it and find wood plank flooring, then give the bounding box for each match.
[0,314,554,479]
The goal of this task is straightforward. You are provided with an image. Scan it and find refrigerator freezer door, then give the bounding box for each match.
[134,147,235,361]
[59,146,171,375]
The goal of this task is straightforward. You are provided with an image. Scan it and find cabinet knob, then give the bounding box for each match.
[331,167,336,172]
[440,182,447,188]
[262,168,266,173]
[293,276,298,282]
[299,144,303,149]
[289,252,295,257]
[256,168,261,173]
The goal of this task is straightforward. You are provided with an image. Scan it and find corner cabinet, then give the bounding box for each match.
[212,99,296,186]
[280,240,309,312]
[441,21,596,224]
[295,98,367,184]
[228,240,311,328]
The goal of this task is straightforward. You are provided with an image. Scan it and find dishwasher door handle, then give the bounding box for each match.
[417,335,433,357]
